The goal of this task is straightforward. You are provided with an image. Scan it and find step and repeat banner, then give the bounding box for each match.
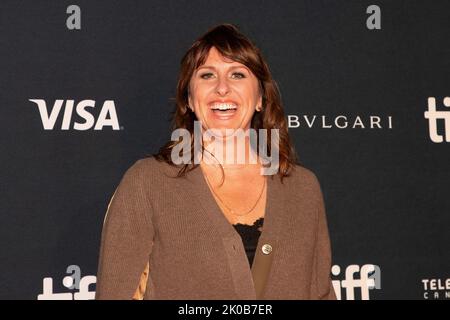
[0,0,448,300]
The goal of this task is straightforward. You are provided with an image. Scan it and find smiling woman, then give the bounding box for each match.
[95,23,336,300]
[156,23,297,179]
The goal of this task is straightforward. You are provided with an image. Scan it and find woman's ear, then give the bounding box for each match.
[256,93,263,112]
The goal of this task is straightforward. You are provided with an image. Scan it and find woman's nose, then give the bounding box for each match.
[215,75,231,96]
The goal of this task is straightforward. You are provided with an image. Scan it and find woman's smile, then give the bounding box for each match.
[209,101,239,121]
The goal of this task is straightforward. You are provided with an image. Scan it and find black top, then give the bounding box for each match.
[232,217,264,267]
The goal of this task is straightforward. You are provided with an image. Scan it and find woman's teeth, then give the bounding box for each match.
[210,103,238,111]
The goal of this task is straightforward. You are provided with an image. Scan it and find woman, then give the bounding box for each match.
[95,24,336,300]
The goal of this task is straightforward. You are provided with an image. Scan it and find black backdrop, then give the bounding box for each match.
[0,0,448,300]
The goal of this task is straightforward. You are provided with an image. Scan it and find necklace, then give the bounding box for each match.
[203,169,266,217]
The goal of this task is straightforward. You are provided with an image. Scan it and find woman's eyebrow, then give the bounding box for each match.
[197,65,249,72]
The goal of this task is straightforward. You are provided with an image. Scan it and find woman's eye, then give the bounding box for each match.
[199,72,246,79]
[200,73,213,79]
[232,72,246,79]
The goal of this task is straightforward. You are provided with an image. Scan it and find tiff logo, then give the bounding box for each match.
[424,97,450,143]
[332,264,381,300]
[30,99,121,130]
[37,265,96,300]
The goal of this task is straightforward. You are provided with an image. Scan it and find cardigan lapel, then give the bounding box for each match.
[251,173,285,299]
[186,164,285,300]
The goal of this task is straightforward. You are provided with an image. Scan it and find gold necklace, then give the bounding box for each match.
[203,170,266,217]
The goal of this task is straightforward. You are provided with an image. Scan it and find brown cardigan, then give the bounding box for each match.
[95,157,336,300]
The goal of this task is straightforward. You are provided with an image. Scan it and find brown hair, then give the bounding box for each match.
[152,23,299,182]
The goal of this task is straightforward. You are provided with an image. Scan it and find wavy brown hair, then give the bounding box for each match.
[152,23,299,182]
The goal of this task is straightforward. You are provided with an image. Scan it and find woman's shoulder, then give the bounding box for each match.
[288,164,321,185]
[125,156,181,178]
[282,163,324,198]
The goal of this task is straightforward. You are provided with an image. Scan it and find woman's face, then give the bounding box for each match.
[188,47,262,136]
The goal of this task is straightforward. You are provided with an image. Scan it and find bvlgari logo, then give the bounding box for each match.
[30,99,121,130]
[287,115,393,129]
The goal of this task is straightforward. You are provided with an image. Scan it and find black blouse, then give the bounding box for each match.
[232,217,264,267]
